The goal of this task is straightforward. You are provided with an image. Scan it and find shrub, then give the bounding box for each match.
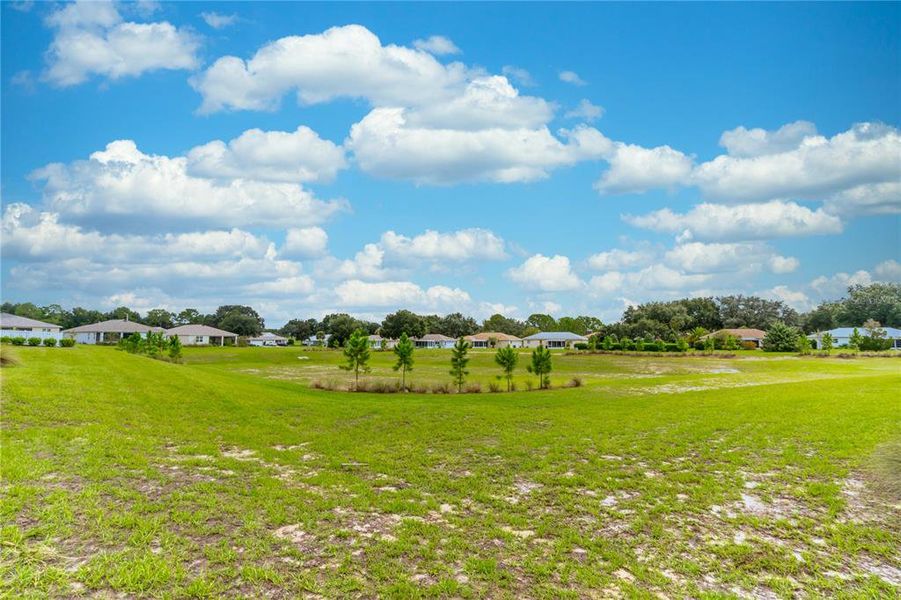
[565,377,583,388]
[11,337,26,346]
[432,382,452,394]
[676,338,689,352]
[286,338,295,346]
[797,336,812,355]
[27,337,42,346]
[488,381,501,393]
[59,338,76,347]
[762,322,801,352]
[525,380,534,391]
[42,338,57,347]
[237,336,249,347]
[0,336,10,344]
[574,342,588,351]
[464,383,482,394]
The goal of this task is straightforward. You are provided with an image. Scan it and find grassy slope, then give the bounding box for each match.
[2,346,899,598]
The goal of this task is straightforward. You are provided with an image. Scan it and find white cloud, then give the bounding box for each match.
[43,0,198,87]
[587,248,654,271]
[810,270,873,298]
[595,142,693,194]
[31,140,346,230]
[559,70,586,86]
[412,35,460,55]
[507,254,582,292]
[719,120,818,158]
[186,126,347,183]
[501,65,535,87]
[874,259,901,281]
[589,264,711,296]
[314,244,389,281]
[768,255,800,274]
[281,227,328,258]
[334,280,470,309]
[759,285,811,312]
[565,99,604,122]
[379,228,507,262]
[201,11,237,29]
[624,200,843,241]
[823,181,901,216]
[664,241,797,274]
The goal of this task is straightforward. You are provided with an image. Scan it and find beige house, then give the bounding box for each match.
[166,324,238,346]
[700,328,766,348]
[414,333,456,349]
[368,334,397,349]
[248,332,288,346]
[464,332,523,348]
[64,319,163,344]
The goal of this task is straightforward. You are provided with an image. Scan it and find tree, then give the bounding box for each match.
[322,313,366,347]
[797,335,812,355]
[804,303,838,333]
[848,327,863,350]
[526,345,553,389]
[392,333,415,390]
[526,313,557,332]
[213,305,264,331]
[106,306,141,323]
[436,312,479,339]
[219,312,262,337]
[63,307,105,329]
[449,337,470,393]
[762,322,801,352]
[175,308,204,326]
[722,334,740,351]
[380,310,426,340]
[168,336,183,361]
[340,329,371,389]
[820,332,834,354]
[145,308,175,329]
[494,347,518,391]
[280,318,319,342]
[687,327,708,345]
[836,283,901,327]
[481,314,526,337]
[860,319,891,351]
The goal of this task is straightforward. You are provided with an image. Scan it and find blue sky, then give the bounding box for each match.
[2,1,899,326]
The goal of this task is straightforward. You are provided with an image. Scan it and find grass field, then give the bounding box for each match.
[2,345,899,598]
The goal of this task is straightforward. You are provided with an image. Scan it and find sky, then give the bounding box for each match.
[1,1,899,327]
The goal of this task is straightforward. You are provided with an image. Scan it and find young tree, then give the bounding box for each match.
[340,329,371,389]
[494,346,518,391]
[820,332,834,354]
[762,322,801,352]
[392,333,415,390]
[797,335,812,355]
[526,345,553,389]
[848,327,863,350]
[449,337,471,393]
[168,336,183,361]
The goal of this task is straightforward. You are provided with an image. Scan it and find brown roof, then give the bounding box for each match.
[464,332,522,341]
[167,324,238,337]
[701,328,767,340]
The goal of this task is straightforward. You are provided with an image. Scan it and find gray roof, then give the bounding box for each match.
[808,326,901,338]
[523,331,589,341]
[0,312,61,330]
[166,324,238,337]
[418,333,455,341]
[249,332,287,341]
[64,319,157,334]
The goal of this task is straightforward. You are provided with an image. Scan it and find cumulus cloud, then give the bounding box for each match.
[564,99,604,122]
[587,248,654,271]
[874,259,901,281]
[718,120,818,158]
[823,181,901,216]
[759,285,812,312]
[810,269,873,298]
[507,254,582,292]
[186,126,347,184]
[559,70,586,86]
[379,228,507,262]
[201,11,237,29]
[43,0,198,87]
[664,242,798,275]
[281,227,328,258]
[624,201,843,241]
[589,264,711,296]
[30,140,346,230]
[412,35,460,55]
[595,142,693,194]
[334,280,470,309]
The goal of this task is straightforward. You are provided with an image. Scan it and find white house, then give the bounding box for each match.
[0,313,62,341]
[303,333,331,346]
[367,334,397,349]
[522,331,589,349]
[414,333,456,349]
[700,328,767,349]
[166,324,239,346]
[248,332,289,347]
[463,332,523,348]
[808,326,901,349]
[63,319,163,344]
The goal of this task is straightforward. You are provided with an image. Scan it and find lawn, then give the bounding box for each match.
[2,345,899,598]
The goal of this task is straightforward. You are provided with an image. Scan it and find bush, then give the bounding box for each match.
[10,337,26,346]
[42,338,57,347]
[574,342,588,351]
[27,337,42,346]
[565,377,583,388]
[286,338,295,346]
[762,322,801,352]
[59,338,76,347]
[464,383,482,394]
[488,382,501,393]
[0,336,10,344]
[236,336,249,347]
[432,382,452,394]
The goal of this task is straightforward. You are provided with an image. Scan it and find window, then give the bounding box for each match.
[195,336,204,344]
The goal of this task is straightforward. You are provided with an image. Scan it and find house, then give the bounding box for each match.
[522,331,588,349]
[367,334,397,349]
[248,332,288,347]
[302,333,331,346]
[166,324,239,346]
[807,327,901,349]
[63,319,163,344]
[414,333,456,349]
[701,328,767,349]
[463,332,523,349]
[0,313,62,341]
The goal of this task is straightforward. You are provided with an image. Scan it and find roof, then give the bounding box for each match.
[701,328,767,340]
[523,331,589,341]
[64,319,157,334]
[166,324,238,337]
[368,334,383,340]
[0,312,61,330]
[808,327,901,338]
[418,333,455,341]
[249,332,287,341]
[464,332,522,341]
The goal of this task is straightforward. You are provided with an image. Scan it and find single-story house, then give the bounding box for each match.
[464,332,524,349]
[807,327,901,349]
[522,331,588,349]
[302,333,331,346]
[63,319,163,344]
[414,333,456,349]
[367,334,397,349]
[0,313,63,341]
[166,324,239,346]
[248,332,288,347]
[701,328,767,349]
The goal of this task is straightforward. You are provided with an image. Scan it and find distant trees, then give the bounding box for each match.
[340,329,371,388]
[219,312,262,337]
[280,318,318,342]
[494,347,518,391]
[175,308,204,326]
[449,338,471,393]
[482,313,528,337]
[392,333,415,390]
[144,309,175,329]
[434,312,479,339]
[380,310,427,340]
[527,346,552,389]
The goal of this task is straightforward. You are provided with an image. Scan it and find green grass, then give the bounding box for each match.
[2,345,899,598]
